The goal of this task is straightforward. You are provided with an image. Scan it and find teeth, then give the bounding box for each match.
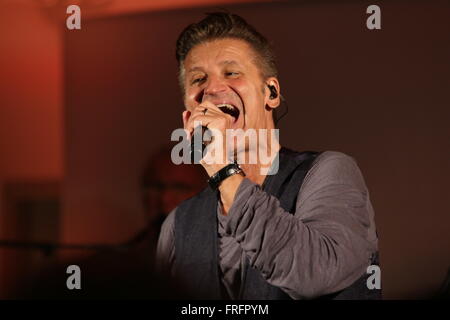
[217,103,235,110]
[217,103,240,120]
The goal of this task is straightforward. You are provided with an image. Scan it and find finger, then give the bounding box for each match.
[190,107,234,125]
[198,101,221,112]
[195,102,225,116]
[188,106,235,134]
[192,106,233,123]
[187,114,212,130]
[185,113,211,137]
[183,110,197,139]
[192,105,223,118]
[191,106,209,118]
[182,110,190,128]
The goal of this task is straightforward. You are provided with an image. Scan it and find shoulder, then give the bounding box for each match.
[300,151,368,197]
[159,208,176,243]
[310,151,362,180]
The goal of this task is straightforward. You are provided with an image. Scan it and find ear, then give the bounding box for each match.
[264,77,281,110]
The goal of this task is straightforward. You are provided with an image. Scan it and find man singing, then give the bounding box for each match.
[157,12,381,300]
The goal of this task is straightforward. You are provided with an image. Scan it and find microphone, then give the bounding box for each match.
[190,125,209,164]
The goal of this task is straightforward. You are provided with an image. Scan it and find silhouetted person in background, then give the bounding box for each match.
[141,144,207,237]
[13,144,206,299]
[123,144,208,264]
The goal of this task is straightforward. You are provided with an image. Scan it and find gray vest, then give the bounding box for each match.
[174,148,381,299]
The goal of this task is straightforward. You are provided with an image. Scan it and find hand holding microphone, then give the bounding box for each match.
[182,102,236,176]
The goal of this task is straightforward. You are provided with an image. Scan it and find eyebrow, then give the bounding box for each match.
[219,60,240,67]
[187,60,242,73]
[187,66,204,73]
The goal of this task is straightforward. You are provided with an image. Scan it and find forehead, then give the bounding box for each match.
[184,38,258,71]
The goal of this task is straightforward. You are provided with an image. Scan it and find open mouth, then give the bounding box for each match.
[217,103,240,122]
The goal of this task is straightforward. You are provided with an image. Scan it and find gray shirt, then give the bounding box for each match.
[156,151,378,299]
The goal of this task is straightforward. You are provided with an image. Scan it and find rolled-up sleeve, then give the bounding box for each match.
[225,151,378,299]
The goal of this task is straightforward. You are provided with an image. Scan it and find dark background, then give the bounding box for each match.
[1,0,449,299]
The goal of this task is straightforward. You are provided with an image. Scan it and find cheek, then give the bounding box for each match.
[184,89,198,109]
[240,85,265,108]
[233,78,253,92]
[233,80,262,100]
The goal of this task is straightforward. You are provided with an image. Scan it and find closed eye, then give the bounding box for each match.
[192,76,206,85]
[225,71,239,77]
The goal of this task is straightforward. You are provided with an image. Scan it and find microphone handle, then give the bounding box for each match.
[190,126,208,164]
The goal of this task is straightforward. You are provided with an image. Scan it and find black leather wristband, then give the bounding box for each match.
[208,163,245,190]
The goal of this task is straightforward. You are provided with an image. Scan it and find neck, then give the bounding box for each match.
[240,135,280,186]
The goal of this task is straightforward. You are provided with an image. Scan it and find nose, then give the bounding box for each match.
[203,75,228,99]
